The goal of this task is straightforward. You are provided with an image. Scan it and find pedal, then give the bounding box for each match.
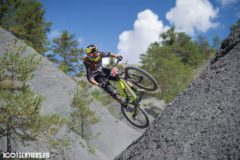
[125,106,135,113]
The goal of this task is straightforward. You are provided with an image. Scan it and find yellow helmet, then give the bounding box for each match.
[86,44,98,54]
[86,44,100,62]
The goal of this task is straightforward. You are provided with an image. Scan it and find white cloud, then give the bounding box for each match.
[117,9,169,64]
[219,0,239,6]
[166,0,219,35]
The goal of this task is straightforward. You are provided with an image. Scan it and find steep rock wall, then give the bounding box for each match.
[0,28,140,160]
[115,29,240,160]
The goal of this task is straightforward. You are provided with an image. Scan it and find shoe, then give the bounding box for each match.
[124,106,135,113]
[115,95,128,106]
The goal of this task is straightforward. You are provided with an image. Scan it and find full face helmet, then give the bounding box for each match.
[86,44,100,61]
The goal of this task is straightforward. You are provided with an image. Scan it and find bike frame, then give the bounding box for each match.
[118,78,137,101]
[108,59,145,106]
[106,60,152,128]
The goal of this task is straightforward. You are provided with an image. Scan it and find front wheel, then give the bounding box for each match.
[124,67,157,91]
[121,105,149,129]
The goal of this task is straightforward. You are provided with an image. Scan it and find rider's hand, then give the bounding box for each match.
[117,55,123,61]
[98,82,107,88]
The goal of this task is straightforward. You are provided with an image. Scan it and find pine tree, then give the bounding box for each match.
[160,28,208,68]
[69,80,100,139]
[141,27,217,102]
[195,35,214,60]
[50,31,84,76]
[140,43,193,102]
[0,41,65,152]
[160,27,177,46]
[0,0,51,54]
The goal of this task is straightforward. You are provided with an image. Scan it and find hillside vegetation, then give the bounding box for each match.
[140,27,215,102]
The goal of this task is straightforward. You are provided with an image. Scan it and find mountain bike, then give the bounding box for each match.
[108,60,158,129]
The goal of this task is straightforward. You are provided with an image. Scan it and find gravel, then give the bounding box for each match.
[115,28,240,160]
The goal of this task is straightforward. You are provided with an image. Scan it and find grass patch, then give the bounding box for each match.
[91,89,113,106]
[87,143,97,156]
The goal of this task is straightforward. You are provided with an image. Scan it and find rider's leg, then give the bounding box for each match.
[94,73,115,96]
[105,84,117,97]
[105,84,135,112]
[102,68,118,81]
[104,83,127,106]
[101,68,119,96]
[102,83,134,111]
[94,69,129,106]
[94,74,126,105]
[102,69,135,111]
[102,68,127,105]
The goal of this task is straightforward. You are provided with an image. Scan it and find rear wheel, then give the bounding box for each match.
[124,67,157,91]
[121,104,149,129]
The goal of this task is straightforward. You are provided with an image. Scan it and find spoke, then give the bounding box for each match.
[128,70,154,89]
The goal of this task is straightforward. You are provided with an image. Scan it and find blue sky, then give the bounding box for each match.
[40,0,240,64]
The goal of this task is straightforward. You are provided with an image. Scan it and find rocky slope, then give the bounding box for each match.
[0,27,106,160]
[115,28,240,160]
[0,28,141,160]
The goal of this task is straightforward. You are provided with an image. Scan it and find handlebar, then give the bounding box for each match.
[113,59,121,68]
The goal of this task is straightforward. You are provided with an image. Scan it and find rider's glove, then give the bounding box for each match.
[98,82,107,88]
[117,55,123,61]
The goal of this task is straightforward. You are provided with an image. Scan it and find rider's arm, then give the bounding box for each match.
[110,54,118,58]
[99,51,120,59]
[99,51,111,58]
[89,78,99,86]
[85,63,99,86]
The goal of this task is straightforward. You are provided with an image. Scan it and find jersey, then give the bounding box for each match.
[83,51,111,81]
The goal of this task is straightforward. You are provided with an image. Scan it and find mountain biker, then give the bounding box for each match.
[84,44,133,110]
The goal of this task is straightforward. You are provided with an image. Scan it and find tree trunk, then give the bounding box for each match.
[6,125,11,153]
[81,120,84,139]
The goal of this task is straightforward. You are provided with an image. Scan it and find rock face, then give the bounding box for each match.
[89,100,141,159]
[115,29,240,159]
[0,28,141,160]
[0,27,103,160]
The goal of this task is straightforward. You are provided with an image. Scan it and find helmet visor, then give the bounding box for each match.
[88,52,100,61]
